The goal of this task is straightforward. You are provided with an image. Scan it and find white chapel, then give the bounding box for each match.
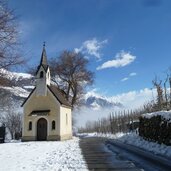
[21,45,72,141]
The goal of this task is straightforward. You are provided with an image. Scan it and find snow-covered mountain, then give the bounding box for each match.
[83,92,123,110]
[0,69,33,109]
[0,69,33,81]
[0,69,123,110]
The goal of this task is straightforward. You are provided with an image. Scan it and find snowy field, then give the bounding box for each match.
[1,132,171,171]
[0,137,88,171]
[82,132,171,159]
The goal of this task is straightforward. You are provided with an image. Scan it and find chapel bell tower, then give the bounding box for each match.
[35,43,51,96]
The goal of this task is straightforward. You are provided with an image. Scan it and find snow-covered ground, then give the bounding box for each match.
[0,137,88,171]
[81,132,171,159]
[118,132,171,158]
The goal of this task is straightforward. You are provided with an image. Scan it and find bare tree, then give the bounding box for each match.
[77,109,142,134]
[152,76,163,110]
[0,0,24,71]
[163,74,169,110]
[50,50,94,108]
[0,91,22,139]
[1,110,22,139]
[167,67,171,109]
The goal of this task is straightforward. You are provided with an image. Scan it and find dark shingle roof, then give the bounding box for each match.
[21,46,71,108]
[47,85,71,108]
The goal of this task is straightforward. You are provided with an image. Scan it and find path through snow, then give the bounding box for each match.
[82,132,171,159]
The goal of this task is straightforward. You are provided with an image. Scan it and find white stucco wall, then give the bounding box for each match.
[22,87,72,141]
[60,106,72,136]
[22,88,60,140]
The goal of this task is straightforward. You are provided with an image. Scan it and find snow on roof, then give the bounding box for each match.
[142,111,171,121]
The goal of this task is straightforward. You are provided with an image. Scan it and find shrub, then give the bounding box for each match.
[139,111,171,145]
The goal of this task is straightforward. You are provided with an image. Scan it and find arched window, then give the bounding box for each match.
[66,113,68,125]
[52,120,55,130]
[40,71,44,78]
[29,121,32,131]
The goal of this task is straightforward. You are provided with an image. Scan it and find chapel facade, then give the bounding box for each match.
[21,45,72,141]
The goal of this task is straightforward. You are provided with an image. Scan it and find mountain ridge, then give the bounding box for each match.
[0,69,123,110]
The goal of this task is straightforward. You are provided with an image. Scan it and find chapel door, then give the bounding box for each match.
[37,118,47,141]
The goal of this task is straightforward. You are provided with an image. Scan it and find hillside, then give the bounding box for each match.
[0,69,123,110]
[0,69,33,110]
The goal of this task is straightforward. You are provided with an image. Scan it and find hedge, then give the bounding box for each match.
[139,111,171,145]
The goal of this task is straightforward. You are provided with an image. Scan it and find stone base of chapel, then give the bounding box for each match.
[22,134,72,142]
[59,134,72,141]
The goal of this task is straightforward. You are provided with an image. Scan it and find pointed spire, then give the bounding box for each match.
[40,42,48,66]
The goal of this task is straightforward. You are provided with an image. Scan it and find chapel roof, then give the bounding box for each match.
[22,45,71,108]
[48,84,71,107]
[21,85,71,108]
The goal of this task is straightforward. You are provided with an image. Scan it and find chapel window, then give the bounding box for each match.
[52,120,55,130]
[29,121,32,131]
[40,71,44,78]
[66,113,68,125]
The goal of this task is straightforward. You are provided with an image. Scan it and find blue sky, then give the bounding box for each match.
[9,0,171,105]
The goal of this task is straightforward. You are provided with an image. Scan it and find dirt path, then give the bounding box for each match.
[79,136,142,171]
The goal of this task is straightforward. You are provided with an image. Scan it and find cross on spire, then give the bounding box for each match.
[43,41,46,48]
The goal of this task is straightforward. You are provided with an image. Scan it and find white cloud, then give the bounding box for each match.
[75,88,156,127]
[129,72,137,77]
[120,72,137,82]
[75,38,107,60]
[109,88,155,109]
[85,88,155,109]
[97,51,136,70]
[121,77,129,82]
